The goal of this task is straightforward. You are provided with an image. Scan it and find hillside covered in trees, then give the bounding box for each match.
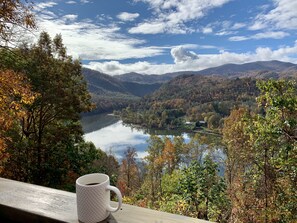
[116,79,296,223]
[82,60,297,115]
[82,68,162,114]
[120,75,260,130]
[0,2,296,223]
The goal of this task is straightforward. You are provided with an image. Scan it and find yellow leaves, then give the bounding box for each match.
[175,199,191,216]
[122,196,134,205]
[154,155,164,167]
[162,139,176,168]
[0,69,37,171]
[0,136,9,174]
[0,69,37,107]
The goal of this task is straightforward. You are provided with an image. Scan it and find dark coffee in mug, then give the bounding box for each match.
[86,183,99,186]
[76,173,122,223]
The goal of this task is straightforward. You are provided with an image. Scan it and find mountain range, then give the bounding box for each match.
[82,60,297,113]
[114,60,297,84]
[82,68,161,97]
[82,68,161,113]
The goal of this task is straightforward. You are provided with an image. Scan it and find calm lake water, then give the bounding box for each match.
[81,113,190,159]
[81,113,225,174]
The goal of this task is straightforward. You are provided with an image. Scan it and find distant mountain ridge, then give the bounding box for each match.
[82,60,296,114]
[83,68,129,95]
[196,60,297,75]
[82,68,161,113]
[114,60,297,84]
[82,68,161,97]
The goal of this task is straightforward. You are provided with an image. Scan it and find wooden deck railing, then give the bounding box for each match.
[0,177,212,223]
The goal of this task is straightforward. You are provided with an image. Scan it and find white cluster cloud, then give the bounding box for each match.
[171,46,199,63]
[85,41,297,75]
[117,12,140,21]
[130,0,231,34]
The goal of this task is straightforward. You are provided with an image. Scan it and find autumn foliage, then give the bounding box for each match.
[0,69,36,172]
[0,0,35,45]
[0,1,296,222]
[223,80,297,222]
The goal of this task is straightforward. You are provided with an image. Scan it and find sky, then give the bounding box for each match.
[32,0,297,75]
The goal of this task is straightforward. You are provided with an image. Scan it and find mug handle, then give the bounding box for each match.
[106,185,122,212]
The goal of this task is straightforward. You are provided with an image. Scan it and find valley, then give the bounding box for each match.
[82,60,297,131]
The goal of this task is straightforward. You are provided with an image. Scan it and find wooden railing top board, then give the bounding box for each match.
[0,177,213,223]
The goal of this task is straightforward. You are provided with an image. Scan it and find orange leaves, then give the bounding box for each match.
[118,147,141,196]
[151,98,187,110]
[0,69,36,171]
[0,69,36,118]
[162,139,176,174]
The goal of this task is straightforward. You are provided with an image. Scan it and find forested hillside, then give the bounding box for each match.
[114,72,181,84]
[82,68,161,114]
[0,2,296,223]
[84,61,296,115]
[117,79,297,223]
[121,75,259,130]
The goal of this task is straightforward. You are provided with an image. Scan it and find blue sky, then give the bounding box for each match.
[32,0,297,75]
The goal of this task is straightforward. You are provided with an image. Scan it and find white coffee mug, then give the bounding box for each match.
[76,173,122,223]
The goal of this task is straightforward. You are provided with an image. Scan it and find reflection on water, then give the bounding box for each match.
[81,113,119,134]
[81,113,223,167]
[82,114,151,158]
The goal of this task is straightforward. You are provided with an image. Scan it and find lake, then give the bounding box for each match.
[81,112,225,173]
[81,113,190,159]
